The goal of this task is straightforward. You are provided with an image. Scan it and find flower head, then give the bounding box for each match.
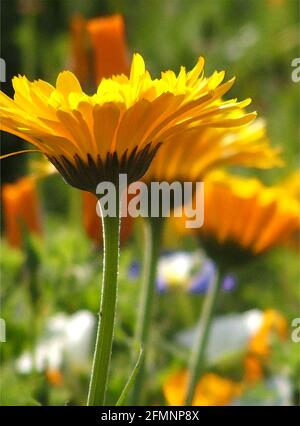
[144,118,282,184]
[1,54,255,193]
[163,370,242,406]
[193,170,300,261]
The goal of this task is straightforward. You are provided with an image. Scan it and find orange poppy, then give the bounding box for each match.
[87,14,130,83]
[2,176,42,247]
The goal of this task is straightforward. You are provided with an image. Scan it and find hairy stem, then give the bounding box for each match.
[87,196,120,406]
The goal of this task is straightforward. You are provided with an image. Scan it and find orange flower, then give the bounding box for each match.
[2,176,42,247]
[163,370,242,406]
[244,354,264,384]
[46,368,63,387]
[87,15,129,83]
[70,15,92,86]
[70,14,129,87]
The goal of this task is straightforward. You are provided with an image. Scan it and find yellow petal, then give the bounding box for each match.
[56,71,82,98]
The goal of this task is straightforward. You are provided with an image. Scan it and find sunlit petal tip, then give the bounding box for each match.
[240,111,257,125]
[243,97,253,107]
[130,53,146,80]
[209,70,226,88]
[193,56,205,72]
[198,56,205,66]
[12,75,28,92]
[226,76,236,87]
[235,111,257,125]
[56,70,82,94]
[186,57,205,85]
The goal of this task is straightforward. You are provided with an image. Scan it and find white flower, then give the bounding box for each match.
[16,310,95,374]
[157,251,202,289]
[176,309,264,363]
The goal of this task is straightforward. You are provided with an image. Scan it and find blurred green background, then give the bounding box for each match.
[0,0,299,406]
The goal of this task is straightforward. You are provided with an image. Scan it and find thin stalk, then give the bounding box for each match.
[131,216,164,404]
[185,272,222,405]
[87,194,120,406]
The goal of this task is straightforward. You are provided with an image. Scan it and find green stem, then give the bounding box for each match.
[185,272,222,405]
[87,196,120,406]
[131,216,164,404]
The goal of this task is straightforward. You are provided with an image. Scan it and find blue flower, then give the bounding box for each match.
[128,260,140,280]
[189,259,216,293]
[189,260,237,294]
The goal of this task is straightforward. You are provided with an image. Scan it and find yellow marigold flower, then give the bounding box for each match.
[0,54,255,193]
[2,176,42,248]
[195,170,300,258]
[163,370,242,406]
[144,118,282,184]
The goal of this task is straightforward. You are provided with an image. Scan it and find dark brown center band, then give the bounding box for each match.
[48,142,162,193]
